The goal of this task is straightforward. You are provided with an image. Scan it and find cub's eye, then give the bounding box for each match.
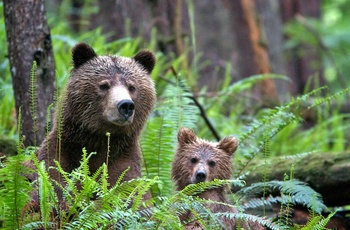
[208,161,216,167]
[190,158,198,164]
[128,85,136,92]
[99,81,110,91]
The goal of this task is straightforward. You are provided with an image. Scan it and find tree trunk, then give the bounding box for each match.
[255,0,289,101]
[233,151,350,207]
[224,0,279,104]
[3,0,56,147]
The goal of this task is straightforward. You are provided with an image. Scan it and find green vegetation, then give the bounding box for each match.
[1,1,350,229]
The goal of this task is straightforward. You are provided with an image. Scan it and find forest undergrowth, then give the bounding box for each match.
[1,2,350,228]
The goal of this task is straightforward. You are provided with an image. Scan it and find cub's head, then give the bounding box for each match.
[172,127,238,190]
[64,43,156,135]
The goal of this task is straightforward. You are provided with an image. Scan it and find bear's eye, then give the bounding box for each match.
[128,85,136,93]
[208,161,216,167]
[190,157,198,164]
[99,81,110,91]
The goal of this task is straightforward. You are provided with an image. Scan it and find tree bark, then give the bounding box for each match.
[3,0,56,147]
[255,0,289,100]
[233,151,350,207]
[224,0,279,104]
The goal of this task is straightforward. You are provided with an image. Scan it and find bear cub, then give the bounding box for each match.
[36,43,156,192]
[172,127,238,229]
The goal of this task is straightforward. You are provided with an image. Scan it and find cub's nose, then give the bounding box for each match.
[195,169,206,182]
[117,99,135,119]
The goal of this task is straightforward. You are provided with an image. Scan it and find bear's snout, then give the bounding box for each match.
[195,169,207,182]
[117,99,135,119]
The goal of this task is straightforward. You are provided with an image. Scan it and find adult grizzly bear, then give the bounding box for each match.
[172,128,264,230]
[37,43,156,190]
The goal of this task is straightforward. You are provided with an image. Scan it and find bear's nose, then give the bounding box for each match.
[117,99,135,119]
[195,169,206,182]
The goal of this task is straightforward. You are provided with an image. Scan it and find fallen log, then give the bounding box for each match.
[234,151,350,207]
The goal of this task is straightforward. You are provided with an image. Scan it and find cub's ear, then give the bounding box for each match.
[217,136,238,156]
[72,43,97,68]
[177,127,197,146]
[133,50,156,74]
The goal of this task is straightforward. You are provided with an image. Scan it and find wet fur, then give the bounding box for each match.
[35,43,156,196]
[172,128,238,229]
[172,128,264,230]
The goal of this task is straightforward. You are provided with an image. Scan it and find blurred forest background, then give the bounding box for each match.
[1,0,350,228]
[1,0,350,145]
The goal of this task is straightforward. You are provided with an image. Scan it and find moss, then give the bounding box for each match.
[240,151,350,188]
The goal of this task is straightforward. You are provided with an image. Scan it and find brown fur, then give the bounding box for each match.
[172,128,264,230]
[35,43,156,194]
[172,127,238,229]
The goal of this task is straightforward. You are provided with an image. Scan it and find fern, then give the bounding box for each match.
[29,153,58,228]
[178,179,244,197]
[53,149,105,220]
[16,107,25,155]
[0,154,32,229]
[238,86,327,143]
[217,74,290,105]
[261,128,271,216]
[232,86,348,178]
[30,61,38,146]
[307,86,350,110]
[235,113,298,177]
[302,209,337,230]
[45,103,53,159]
[141,76,199,197]
[219,212,285,230]
[163,180,245,229]
[237,179,326,215]
[0,106,33,229]
[64,177,159,229]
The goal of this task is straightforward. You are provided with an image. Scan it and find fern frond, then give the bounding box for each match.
[218,212,286,230]
[307,86,350,110]
[0,154,32,229]
[304,209,337,230]
[30,153,58,228]
[45,103,53,158]
[164,76,199,130]
[235,113,298,176]
[239,86,327,144]
[65,177,159,229]
[22,221,56,230]
[100,163,109,194]
[130,176,159,211]
[237,180,326,214]
[242,195,282,211]
[217,74,290,103]
[141,77,199,197]
[141,115,174,197]
[278,150,319,160]
[179,179,244,197]
[16,107,24,155]
[30,61,38,146]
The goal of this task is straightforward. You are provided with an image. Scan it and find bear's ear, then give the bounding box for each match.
[177,127,197,146]
[72,43,97,69]
[217,136,238,156]
[133,50,156,74]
